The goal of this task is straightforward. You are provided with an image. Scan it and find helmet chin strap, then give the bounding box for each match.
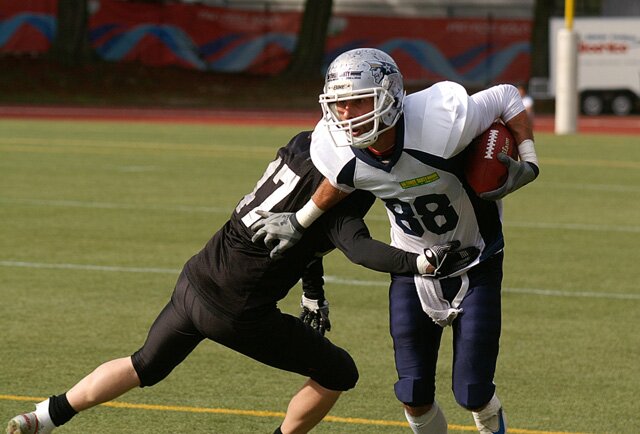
[348,136,378,149]
[362,119,394,153]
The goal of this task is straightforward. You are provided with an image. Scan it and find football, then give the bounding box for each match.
[464,122,518,195]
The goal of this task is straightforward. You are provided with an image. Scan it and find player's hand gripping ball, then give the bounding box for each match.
[464,122,518,195]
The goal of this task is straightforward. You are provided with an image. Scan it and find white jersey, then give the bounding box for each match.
[310,81,525,272]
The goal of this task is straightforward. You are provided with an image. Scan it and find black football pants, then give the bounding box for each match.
[131,271,358,391]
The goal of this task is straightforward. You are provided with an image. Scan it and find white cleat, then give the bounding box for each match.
[473,407,507,434]
[6,411,54,434]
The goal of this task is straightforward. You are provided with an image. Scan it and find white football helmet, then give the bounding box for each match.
[319,48,405,149]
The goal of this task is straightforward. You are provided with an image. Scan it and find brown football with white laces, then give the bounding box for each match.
[464,122,518,195]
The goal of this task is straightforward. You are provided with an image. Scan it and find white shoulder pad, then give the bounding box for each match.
[458,84,526,147]
[404,81,469,159]
[310,120,356,193]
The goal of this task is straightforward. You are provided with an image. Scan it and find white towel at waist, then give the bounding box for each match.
[414,273,469,327]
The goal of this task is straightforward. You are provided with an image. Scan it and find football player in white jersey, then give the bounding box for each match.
[253,48,539,434]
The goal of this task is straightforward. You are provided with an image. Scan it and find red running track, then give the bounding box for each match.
[0,105,321,127]
[1,105,639,135]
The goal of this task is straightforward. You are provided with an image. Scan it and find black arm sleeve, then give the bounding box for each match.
[301,256,325,300]
[320,192,420,275]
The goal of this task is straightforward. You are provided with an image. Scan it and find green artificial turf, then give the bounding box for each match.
[1,119,639,433]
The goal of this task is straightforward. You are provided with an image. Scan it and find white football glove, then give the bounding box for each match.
[251,210,304,259]
[300,294,331,335]
[417,241,480,277]
[480,153,539,201]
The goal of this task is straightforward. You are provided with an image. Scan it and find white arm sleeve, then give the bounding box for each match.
[457,84,526,150]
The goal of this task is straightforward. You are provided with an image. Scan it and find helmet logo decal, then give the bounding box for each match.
[367,61,399,85]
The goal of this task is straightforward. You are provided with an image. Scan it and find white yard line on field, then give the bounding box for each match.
[534,181,640,193]
[1,260,638,301]
[503,221,640,233]
[0,197,229,213]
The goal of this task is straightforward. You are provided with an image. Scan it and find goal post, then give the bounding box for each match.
[554,0,578,135]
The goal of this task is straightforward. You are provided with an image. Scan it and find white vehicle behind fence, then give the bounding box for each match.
[548,17,640,116]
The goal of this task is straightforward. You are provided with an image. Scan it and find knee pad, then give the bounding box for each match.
[394,377,435,407]
[131,349,175,387]
[312,347,359,391]
[454,381,496,410]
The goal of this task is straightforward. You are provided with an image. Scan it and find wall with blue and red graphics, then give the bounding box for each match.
[0,0,531,85]
[0,0,57,53]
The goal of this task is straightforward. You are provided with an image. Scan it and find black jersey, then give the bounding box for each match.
[184,131,419,320]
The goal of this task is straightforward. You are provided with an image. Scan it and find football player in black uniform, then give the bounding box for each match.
[7,132,475,434]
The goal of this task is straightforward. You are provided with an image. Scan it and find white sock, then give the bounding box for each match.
[404,402,448,434]
[35,398,55,428]
[472,394,507,433]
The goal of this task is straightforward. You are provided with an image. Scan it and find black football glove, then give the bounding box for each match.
[480,153,539,201]
[251,210,305,259]
[299,294,331,335]
[417,240,480,278]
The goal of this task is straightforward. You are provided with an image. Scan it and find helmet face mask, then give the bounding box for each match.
[319,48,405,149]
